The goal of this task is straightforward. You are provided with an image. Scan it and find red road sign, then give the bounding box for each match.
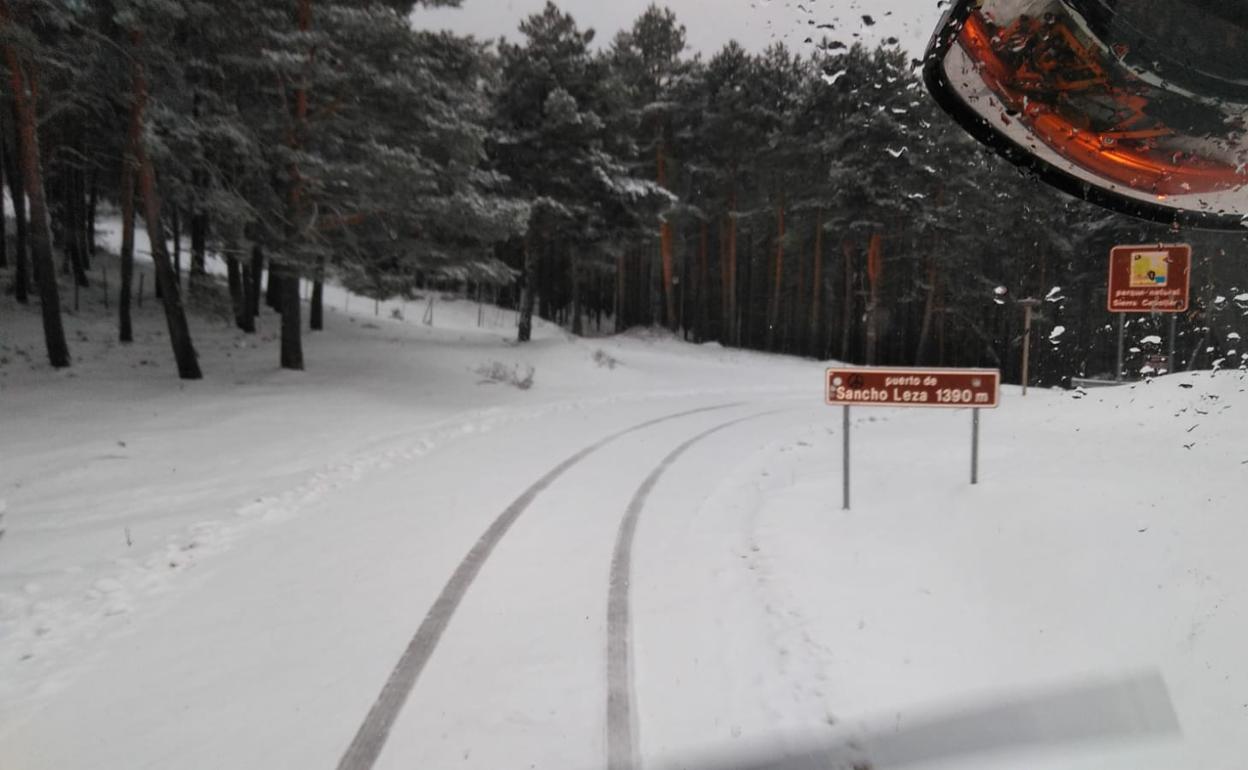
[825,367,1001,409]
[1108,244,1191,313]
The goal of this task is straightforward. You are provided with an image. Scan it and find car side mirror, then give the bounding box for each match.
[923,0,1248,231]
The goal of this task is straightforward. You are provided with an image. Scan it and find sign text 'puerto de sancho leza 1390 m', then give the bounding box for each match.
[825,367,1001,409]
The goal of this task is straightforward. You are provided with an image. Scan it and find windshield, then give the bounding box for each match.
[0,2,1241,770]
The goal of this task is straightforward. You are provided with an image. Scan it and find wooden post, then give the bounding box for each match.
[1019,298,1041,395]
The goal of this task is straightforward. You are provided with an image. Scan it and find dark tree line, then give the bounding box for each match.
[2,1,1246,384]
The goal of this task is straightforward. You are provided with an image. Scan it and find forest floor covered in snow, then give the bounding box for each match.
[1,245,1246,770]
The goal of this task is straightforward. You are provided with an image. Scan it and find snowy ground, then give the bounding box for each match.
[1,238,1246,770]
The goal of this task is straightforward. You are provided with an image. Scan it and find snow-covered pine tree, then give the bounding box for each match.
[318,25,529,314]
[610,5,691,331]
[494,3,671,342]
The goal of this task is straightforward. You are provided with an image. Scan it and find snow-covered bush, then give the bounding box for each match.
[592,349,619,369]
[476,362,535,390]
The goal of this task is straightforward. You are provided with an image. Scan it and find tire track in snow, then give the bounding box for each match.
[336,402,746,770]
[606,410,790,770]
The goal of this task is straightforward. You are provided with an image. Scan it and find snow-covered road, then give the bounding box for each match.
[4,393,823,770]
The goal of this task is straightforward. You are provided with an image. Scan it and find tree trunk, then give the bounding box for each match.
[238,244,259,332]
[915,254,937,365]
[768,202,785,351]
[679,231,689,338]
[614,248,625,333]
[740,229,753,347]
[118,140,137,343]
[0,125,6,270]
[656,137,676,330]
[227,255,245,327]
[865,234,882,366]
[189,207,207,293]
[188,85,208,295]
[728,195,739,346]
[248,244,263,321]
[3,43,69,367]
[171,208,181,283]
[75,159,90,273]
[129,29,201,380]
[721,212,735,345]
[810,210,823,357]
[266,264,281,311]
[87,167,97,258]
[278,262,303,369]
[4,103,28,304]
[137,145,200,379]
[865,300,879,365]
[698,220,709,343]
[570,249,583,336]
[69,163,88,286]
[717,219,727,341]
[310,269,324,330]
[637,248,648,326]
[275,0,313,369]
[660,219,675,329]
[841,240,853,362]
[791,224,804,355]
[537,239,551,321]
[518,236,535,342]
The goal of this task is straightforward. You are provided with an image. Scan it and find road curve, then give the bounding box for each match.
[606,410,790,770]
[336,402,745,770]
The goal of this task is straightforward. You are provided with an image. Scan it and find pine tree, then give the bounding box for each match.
[108,0,203,379]
[611,4,690,330]
[0,0,72,368]
[495,3,670,342]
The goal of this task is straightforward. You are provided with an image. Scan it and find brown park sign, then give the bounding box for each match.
[825,367,1001,409]
[1108,244,1191,313]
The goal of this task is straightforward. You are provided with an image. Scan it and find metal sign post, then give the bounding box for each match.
[971,409,980,485]
[1168,314,1178,373]
[827,367,1001,509]
[842,406,851,511]
[1115,313,1126,382]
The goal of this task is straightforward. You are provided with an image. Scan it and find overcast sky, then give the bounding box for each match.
[414,0,946,59]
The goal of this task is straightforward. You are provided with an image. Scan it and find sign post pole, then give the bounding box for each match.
[842,405,851,511]
[1022,304,1033,397]
[971,408,980,485]
[1168,314,1178,373]
[1123,311,1133,381]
